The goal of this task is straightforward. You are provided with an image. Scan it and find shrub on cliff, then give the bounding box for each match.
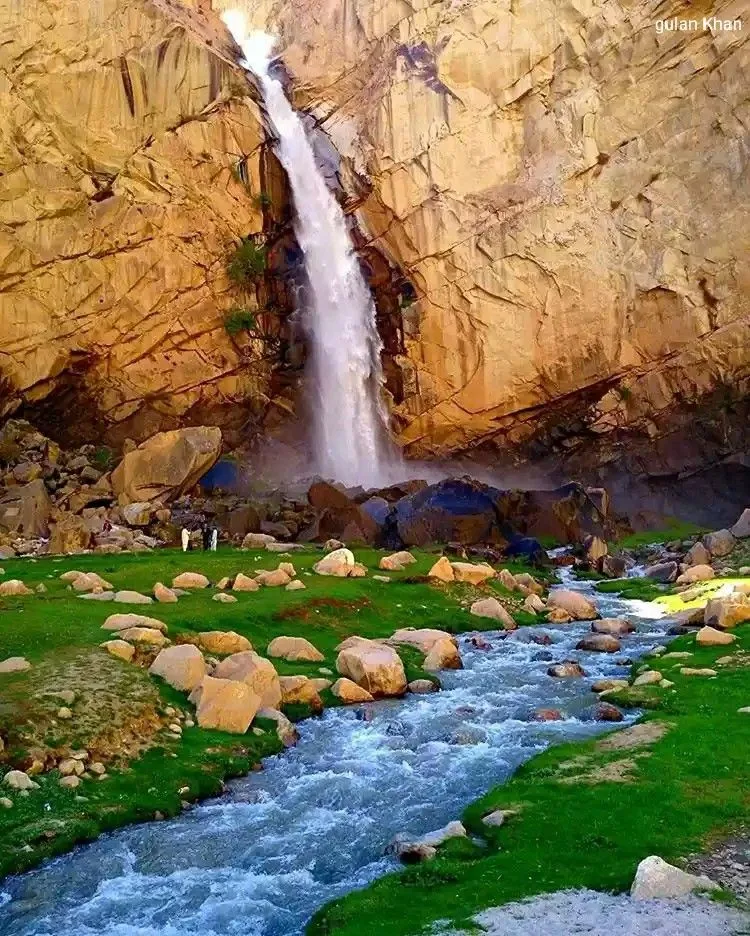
[227,236,267,286]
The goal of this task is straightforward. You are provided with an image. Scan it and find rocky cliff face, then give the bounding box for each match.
[239,0,749,492]
[0,0,291,447]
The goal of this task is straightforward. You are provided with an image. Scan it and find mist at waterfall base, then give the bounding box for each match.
[224,14,398,489]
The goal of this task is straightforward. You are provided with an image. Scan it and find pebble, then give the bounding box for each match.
[57,707,73,719]
[680,667,717,677]
[0,797,13,809]
[58,775,80,789]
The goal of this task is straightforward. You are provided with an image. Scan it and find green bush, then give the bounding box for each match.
[223,307,257,336]
[227,236,267,286]
[254,192,272,209]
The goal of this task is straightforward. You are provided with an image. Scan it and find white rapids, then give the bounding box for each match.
[0,575,680,935]
[223,13,396,487]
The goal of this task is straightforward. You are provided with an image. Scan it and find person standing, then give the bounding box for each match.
[210,528,218,551]
[181,527,190,552]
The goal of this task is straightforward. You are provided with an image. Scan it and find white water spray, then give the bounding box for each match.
[223,13,397,487]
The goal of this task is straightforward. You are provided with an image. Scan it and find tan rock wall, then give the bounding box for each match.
[0,0,274,445]
[248,0,750,465]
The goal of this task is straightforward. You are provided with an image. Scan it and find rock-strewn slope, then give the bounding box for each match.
[245,0,749,477]
[0,0,275,445]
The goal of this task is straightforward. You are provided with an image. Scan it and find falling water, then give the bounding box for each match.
[223,14,396,487]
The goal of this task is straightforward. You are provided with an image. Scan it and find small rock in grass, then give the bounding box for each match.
[119,626,169,646]
[213,593,237,603]
[172,572,210,589]
[390,820,467,863]
[319,667,333,675]
[257,707,299,747]
[0,656,31,674]
[3,770,38,791]
[150,645,206,691]
[89,762,106,776]
[373,575,391,583]
[102,613,167,633]
[255,568,292,587]
[279,675,323,708]
[523,593,545,614]
[659,679,675,688]
[0,797,12,809]
[331,676,375,703]
[0,580,33,597]
[630,855,718,899]
[737,707,750,714]
[696,626,736,647]
[450,562,495,585]
[233,573,259,592]
[267,636,324,663]
[59,775,81,789]
[80,591,115,601]
[285,579,306,591]
[591,678,628,693]
[661,651,693,660]
[470,597,516,629]
[168,723,182,734]
[154,582,178,603]
[379,551,417,571]
[113,590,153,604]
[100,639,135,662]
[482,809,517,827]
[633,670,662,686]
[57,706,73,719]
[197,631,251,655]
[679,667,717,677]
[408,679,438,694]
[427,556,454,583]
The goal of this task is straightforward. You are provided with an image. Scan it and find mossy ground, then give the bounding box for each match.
[0,546,544,878]
[308,625,750,936]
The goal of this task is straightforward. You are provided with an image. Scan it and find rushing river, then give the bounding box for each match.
[0,575,671,936]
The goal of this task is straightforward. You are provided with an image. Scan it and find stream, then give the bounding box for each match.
[0,574,672,936]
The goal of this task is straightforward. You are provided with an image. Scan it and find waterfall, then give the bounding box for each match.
[223,13,397,488]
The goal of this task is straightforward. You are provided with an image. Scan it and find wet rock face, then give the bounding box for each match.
[0,0,281,447]
[254,0,750,477]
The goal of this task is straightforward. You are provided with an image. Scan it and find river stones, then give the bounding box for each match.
[189,676,260,734]
[546,589,598,620]
[336,639,407,697]
[278,675,323,709]
[408,679,438,694]
[592,618,635,636]
[391,628,462,670]
[523,593,546,614]
[379,551,417,571]
[267,636,325,663]
[172,572,210,589]
[257,707,299,747]
[576,634,621,653]
[469,598,516,629]
[427,556,454,582]
[547,661,587,678]
[214,651,282,709]
[149,645,206,691]
[533,708,563,721]
[631,855,718,899]
[197,631,253,655]
[591,678,628,693]
[450,562,495,584]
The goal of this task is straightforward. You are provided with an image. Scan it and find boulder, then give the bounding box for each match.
[0,479,52,537]
[233,572,260,592]
[100,639,135,662]
[213,593,237,603]
[214,651,282,709]
[331,677,374,703]
[592,617,635,636]
[584,535,608,564]
[379,551,417,571]
[153,582,178,603]
[313,547,356,576]
[704,595,750,630]
[305,481,380,544]
[0,579,33,597]
[533,708,563,721]
[497,568,518,590]
[547,607,573,623]
[675,564,715,585]
[189,676,260,733]
[513,572,544,595]
[394,478,508,546]
[601,554,628,578]
[102,612,167,633]
[631,855,718,899]
[121,502,152,526]
[576,634,621,653]
[119,626,169,646]
[336,640,407,697]
[450,561,495,584]
[113,590,153,604]
[547,661,586,678]
[408,678,438,694]
[730,508,750,539]
[0,656,31,673]
[546,589,598,620]
[390,628,462,669]
[278,675,323,708]
[427,556,454,583]
[3,770,38,791]
[633,670,662,686]
[111,427,221,503]
[523,593,546,614]
[590,702,624,722]
[643,562,678,583]
[48,514,92,554]
[702,529,736,558]
[684,542,711,567]
[149,644,206,690]
[172,572,209,589]
[197,631,253,655]
[71,572,113,592]
[696,626,736,647]
[255,568,291,587]
[424,637,463,671]
[469,597,516,629]
[266,636,325,663]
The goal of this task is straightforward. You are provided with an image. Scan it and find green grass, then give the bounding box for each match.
[308,625,750,935]
[227,236,267,286]
[615,520,706,550]
[0,546,542,877]
[594,577,667,601]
